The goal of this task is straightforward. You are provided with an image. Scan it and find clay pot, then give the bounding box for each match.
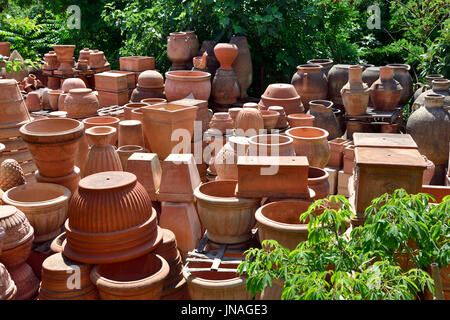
[422,155,435,185]
[0,205,34,269]
[308,100,341,140]
[209,112,234,134]
[259,83,304,115]
[64,171,162,264]
[228,107,242,128]
[39,252,98,300]
[341,65,371,116]
[25,92,41,112]
[131,87,165,103]
[370,66,403,111]
[184,30,200,60]
[413,74,444,101]
[214,43,238,70]
[286,127,330,168]
[52,45,75,73]
[167,32,191,70]
[0,42,11,57]
[0,79,31,126]
[308,167,329,200]
[9,262,39,300]
[327,64,352,107]
[48,90,63,111]
[82,116,120,146]
[117,145,147,170]
[61,78,86,93]
[35,166,80,196]
[64,88,99,119]
[291,64,328,111]
[58,92,68,111]
[165,70,211,101]
[387,64,413,105]
[235,108,264,137]
[19,118,84,178]
[287,113,315,127]
[248,134,295,157]
[83,126,123,177]
[124,103,147,120]
[260,110,280,130]
[89,50,107,69]
[78,48,91,62]
[255,200,316,250]
[135,70,164,89]
[118,120,145,148]
[214,136,249,181]
[230,36,252,99]
[140,98,167,105]
[362,66,380,89]
[268,106,288,129]
[0,262,16,300]
[2,183,70,243]
[307,58,334,76]
[192,53,207,71]
[413,79,450,112]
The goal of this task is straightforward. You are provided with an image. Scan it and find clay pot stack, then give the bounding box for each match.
[212,43,241,107]
[52,45,76,76]
[131,70,165,102]
[259,83,304,115]
[95,71,130,107]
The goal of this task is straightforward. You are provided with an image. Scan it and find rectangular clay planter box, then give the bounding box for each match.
[327,138,349,168]
[97,89,129,107]
[236,156,309,199]
[343,144,355,174]
[171,99,211,133]
[120,56,155,72]
[353,147,426,225]
[95,72,128,92]
[325,166,339,195]
[109,70,136,89]
[125,153,162,201]
[422,185,450,203]
[353,133,418,149]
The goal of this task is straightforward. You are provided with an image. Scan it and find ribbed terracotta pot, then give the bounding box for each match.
[247,134,295,157]
[370,66,403,111]
[235,108,264,137]
[287,113,315,127]
[285,127,330,168]
[165,70,211,101]
[64,88,99,119]
[63,171,162,264]
[82,116,120,146]
[19,118,84,178]
[214,136,249,181]
[194,180,260,244]
[307,167,329,200]
[291,64,328,112]
[91,253,169,300]
[230,36,252,99]
[2,183,70,243]
[0,262,17,300]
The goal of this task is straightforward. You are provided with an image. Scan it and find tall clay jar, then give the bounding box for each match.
[230,36,253,99]
[212,43,240,105]
[291,64,328,112]
[167,32,191,71]
[308,100,341,140]
[341,65,371,116]
[370,66,403,111]
[387,64,413,105]
[285,127,330,168]
[327,64,351,107]
[184,31,200,60]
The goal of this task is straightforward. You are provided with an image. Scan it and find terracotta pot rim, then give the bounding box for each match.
[19,118,84,141]
[296,64,323,70]
[386,63,411,71]
[285,127,329,140]
[125,103,148,108]
[52,44,75,48]
[85,125,116,136]
[260,95,301,102]
[287,113,315,120]
[248,134,293,147]
[432,79,450,84]
[2,182,71,209]
[140,98,167,104]
[194,180,259,205]
[183,267,246,286]
[82,116,120,126]
[309,100,333,109]
[260,110,280,118]
[308,167,329,182]
[68,88,93,94]
[165,70,211,81]
[307,58,333,64]
[255,200,313,231]
[169,31,187,36]
[117,145,144,152]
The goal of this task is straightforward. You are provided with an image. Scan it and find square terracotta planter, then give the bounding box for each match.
[171,99,211,133]
[327,138,349,168]
[109,70,136,89]
[119,56,155,72]
[353,132,418,149]
[125,153,162,201]
[97,89,129,107]
[236,156,309,199]
[95,72,128,92]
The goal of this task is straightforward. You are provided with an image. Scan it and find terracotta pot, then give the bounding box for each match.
[214,43,238,70]
[327,64,352,107]
[118,120,145,148]
[308,100,341,140]
[421,155,435,185]
[214,136,249,181]
[124,103,147,120]
[91,253,169,300]
[82,116,120,146]
[140,98,167,105]
[47,90,63,111]
[78,48,91,62]
[235,108,264,137]
[63,171,162,264]
[413,79,450,112]
[35,168,79,198]
[194,180,260,244]
[19,118,84,178]
[230,36,252,99]
[248,134,295,157]
[286,127,330,168]
[212,68,240,105]
[0,262,17,300]
[64,88,99,119]
[89,49,107,69]
[61,78,86,93]
[370,66,403,111]
[327,138,348,168]
[413,74,444,101]
[259,83,304,115]
[291,64,328,112]
[141,103,198,159]
[0,79,31,126]
[2,183,70,243]
[131,71,165,102]
[287,113,315,127]
[308,167,329,200]
[117,145,147,170]
[9,262,39,300]
[209,112,234,134]
[52,45,75,73]
[83,126,123,177]
[267,106,288,129]
[57,92,68,111]
[362,66,380,89]
[260,110,280,130]
[244,102,259,109]
[228,107,242,128]
[387,64,413,105]
[307,59,334,76]
[192,53,207,71]
[199,41,220,82]
[165,70,211,101]
[0,42,11,57]
[39,252,98,300]
[167,32,191,70]
[25,92,41,112]
[341,65,371,116]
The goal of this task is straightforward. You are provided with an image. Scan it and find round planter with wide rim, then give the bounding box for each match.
[2,183,70,243]
[64,88,100,119]
[307,167,330,200]
[82,116,120,145]
[165,70,211,101]
[285,127,330,168]
[247,134,295,157]
[287,113,315,127]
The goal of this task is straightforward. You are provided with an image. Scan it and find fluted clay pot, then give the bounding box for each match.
[235,108,264,137]
[9,262,39,300]
[61,78,86,93]
[307,59,334,76]
[19,118,84,178]
[341,65,371,116]
[167,32,191,70]
[230,36,252,99]
[248,134,295,157]
[286,127,330,168]
[82,116,120,146]
[214,136,249,181]
[91,253,169,300]
[287,113,315,127]
[63,171,163,264]
[48,90,63,111]
[209,112,234,135]
[291,64,328,112]
[259,83,304,115]
[413,79,450,112]
[117,145,147,170]
[327,64,352,107]
[35,166,80,197]
[194,180,260,244]
[413,74,444,101]
[165,70,211,101]
[308,100,341,140]
[422,155,435,185]
[387,64,413,105]
[308,167,329,200]
[64,88,99,119]
[370,66,403,111]
[39,252,98,300]
[0,262,16,300]
[2,183,70,243]
[260,110,280,130]
[268,106,288,129]
[83,126,123,177]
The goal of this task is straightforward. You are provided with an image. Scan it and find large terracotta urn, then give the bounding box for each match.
[194,180,260,244]
[19,118,84,178]
[259,83,304,115]
[212,43,240,105]
[341,65,371,116]
[90,253,169,300]
[247,134,295,157]
[230,36,253,99]
[2,183,70,243]
[214,136,249,181]
[308,100,341,140]
[370,66,403,111]
[291,64,328,112]
[167,32,191,70]
[83,126,123,177]
[413,79,450,112]
[64,88,100,119]
[387,64,413,105]
[63,171,163,264]
[307,167,329,200]
[165,70,211,101]
[327,64,352,107]
[307,58,334,76]
[235,108,264,137]
[286,126,330,168]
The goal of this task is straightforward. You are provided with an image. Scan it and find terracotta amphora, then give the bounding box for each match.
[327,64,352,107]
[167,32,191,70]
[412,79,450,113]
[341,65,371,116]
[370,66,403,111]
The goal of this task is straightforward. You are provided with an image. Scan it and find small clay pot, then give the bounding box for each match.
[308,167,329,200]
[48,90,63,111]
[268,106,288,129]
[118,120,145,147]
[235,108,264,137]
[25,92,41,112]
[209,112,234,135]
[117,145,147,170]
[140,98,167,105]
[287,113,315,127]
[64,88,100,119]
[260,110,280,130]
[82,116,120,146]
[124,103,148,120]
[259,83,304,115]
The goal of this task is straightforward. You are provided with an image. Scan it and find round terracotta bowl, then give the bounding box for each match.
[164,70,211,101]
[255,200,317,250]
[90,253,169,300]
[194,180,260,244]
[82,116,120,145]
[63,171,162,264]
[308,167,330,200]
[287,113,315,127]
[247,134,295,157]
[140,98,167,105]
[260,110,280,130]
[2,183,70,243]
[19,118,84,178]
[124,103,148,120]
[50,232,66,253]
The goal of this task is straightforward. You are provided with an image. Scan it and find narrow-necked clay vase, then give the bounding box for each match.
[413,74,444,101]
[165,70,211,101]
[214,136,249,180]
[370,66,403,111]
[235,108,264,137]
[247,134,295,157]
[212,43,240,105]
[286,127,330,168]
[341,65,371,116]
[19,118,84,178]
[83,126,123,177]
[291,64,328,112]
[307,167,329,200]
[307,58,334,76]
[387,64,413,105]
[230,36,252,99]
[287,113,315,127]
[413,79,450,112]
[64,88,100,119]
[308,100,341,140]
